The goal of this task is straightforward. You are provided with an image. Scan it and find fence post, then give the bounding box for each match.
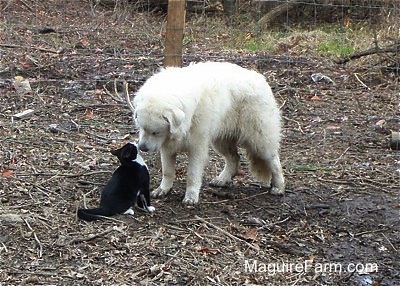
[164,0,186,67]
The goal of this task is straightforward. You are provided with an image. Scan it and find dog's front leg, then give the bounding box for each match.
[152,148,176,198]
[183,143,209,205]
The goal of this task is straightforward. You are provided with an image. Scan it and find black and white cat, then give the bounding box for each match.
[77,142,155,221]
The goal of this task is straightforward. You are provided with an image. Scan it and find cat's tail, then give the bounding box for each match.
[77,207,113,221]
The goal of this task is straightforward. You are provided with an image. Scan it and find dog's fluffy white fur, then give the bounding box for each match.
[133,62,285,204]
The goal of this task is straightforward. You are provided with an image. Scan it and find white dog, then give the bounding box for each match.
[132,62,285,204]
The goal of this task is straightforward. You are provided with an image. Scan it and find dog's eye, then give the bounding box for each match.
[152,131,160,136]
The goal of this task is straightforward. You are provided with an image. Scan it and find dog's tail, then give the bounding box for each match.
[77,207,114,221]
[247,153,272,187]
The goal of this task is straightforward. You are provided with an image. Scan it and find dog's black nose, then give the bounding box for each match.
[139,143,149,152]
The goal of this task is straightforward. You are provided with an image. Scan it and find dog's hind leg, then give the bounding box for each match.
[210,138,240,187]
[247,149,285,195]
[247,153,272,187]
[267,155,285,194]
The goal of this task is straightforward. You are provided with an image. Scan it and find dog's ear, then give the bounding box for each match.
[163,108,185,138]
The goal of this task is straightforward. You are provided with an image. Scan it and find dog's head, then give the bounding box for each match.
[111,142,138,164]
[133,104,186,153]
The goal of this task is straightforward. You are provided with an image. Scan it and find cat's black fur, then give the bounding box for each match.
[77,143,154,221]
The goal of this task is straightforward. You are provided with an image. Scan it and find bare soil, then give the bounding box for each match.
[0,1,399,285]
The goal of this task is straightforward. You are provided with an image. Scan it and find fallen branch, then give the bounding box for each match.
[337,42,400,64]
[195,215,259,251]
[258,0,301,28]
[0,43,59,54]
[15,170,112,178]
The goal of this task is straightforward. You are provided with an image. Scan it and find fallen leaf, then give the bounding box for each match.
[85,109,94,119]
[310,95,321,100]
[13,76,32,95]
[240,228,258,241]
[197,246,219,255]
[20,61,31,69]
[79,38,89,47]
[325,125,341,130]
[94,88,104,95]
[2,168,14,178]
[375,119,386,128]
[245,32,253,40]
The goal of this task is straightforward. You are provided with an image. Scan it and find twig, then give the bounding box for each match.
[18,0,34,12]
[0,43,59,54]
[124,80,135,113]
[194,215,259,252]
[354,227,389,237]
[282,115,304,133]
[382,233,399,257]
[279,99,287,110]
[333,146,350,166]
[77,180,104,186]
[354,73,370,90]
[15,170,112,178]
[67,226,114,245]
[53,137,110,151]
[0,241,8,253]
[22,217,43,258]
[2,0,12,11]
[103,79,125,104]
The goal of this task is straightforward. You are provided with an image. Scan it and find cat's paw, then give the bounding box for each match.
[147,206,156,213]
[123,207,135,215]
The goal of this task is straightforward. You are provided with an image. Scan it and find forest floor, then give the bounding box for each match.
[0,1,399,285]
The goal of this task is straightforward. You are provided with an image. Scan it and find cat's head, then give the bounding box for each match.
[110,142,138,164]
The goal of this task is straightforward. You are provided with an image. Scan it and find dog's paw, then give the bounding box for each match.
[270,186,285,195]
[183,187,200,205]
[182,196,198,205]
[183,190,199,205]
[151,187,170,198]
[209,178,232,188]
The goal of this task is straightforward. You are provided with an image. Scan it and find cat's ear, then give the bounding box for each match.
[121,143,137,161]
[110,148,121,157]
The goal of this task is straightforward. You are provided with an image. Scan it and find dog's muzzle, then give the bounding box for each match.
[138,143,149,152]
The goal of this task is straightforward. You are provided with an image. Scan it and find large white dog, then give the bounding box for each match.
[132,62,285,204]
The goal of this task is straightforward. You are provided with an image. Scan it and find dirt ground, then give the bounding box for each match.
[0,1,399,286]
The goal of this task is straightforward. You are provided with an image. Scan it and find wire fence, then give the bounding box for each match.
[0,0,399,88]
